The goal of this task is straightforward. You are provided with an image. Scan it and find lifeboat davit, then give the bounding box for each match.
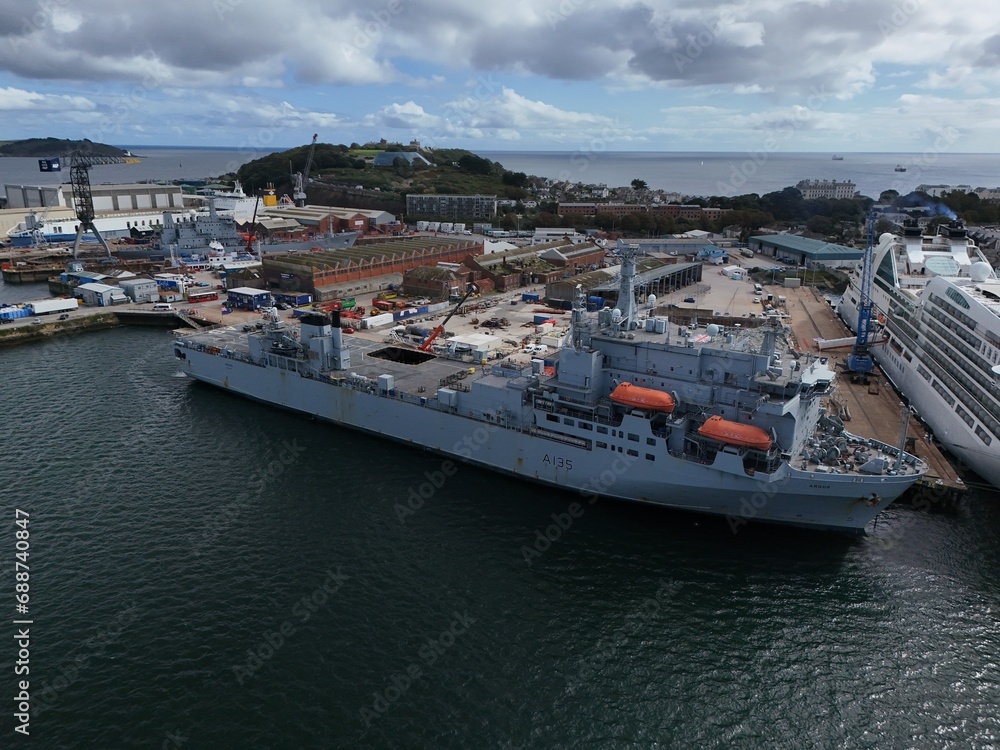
[697,415,771,450]
[609,382,675,413]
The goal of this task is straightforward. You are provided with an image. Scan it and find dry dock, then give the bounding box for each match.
[784,285,967,499]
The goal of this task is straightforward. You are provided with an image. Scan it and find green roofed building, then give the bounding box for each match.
[747,234,864,268]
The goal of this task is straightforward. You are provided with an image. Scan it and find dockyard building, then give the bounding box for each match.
[401,266,465,300]
[262,236,483,301]
[747,234,864,268]
[545,260,703,309]
[118,278,159,304]
[462,240,606,292]
[75,282,127,307]
[3,182,185,212]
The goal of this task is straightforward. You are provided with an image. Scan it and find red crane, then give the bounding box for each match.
[418,283,479,352]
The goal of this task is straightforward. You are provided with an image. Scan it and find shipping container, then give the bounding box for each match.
[274,292,313,307]
[28,298,80,315]
[521,293,540,302]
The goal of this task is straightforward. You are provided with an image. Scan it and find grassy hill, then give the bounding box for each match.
[229,142,531,209]
[0,137,130,158]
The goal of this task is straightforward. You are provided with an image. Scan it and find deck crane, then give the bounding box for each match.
[845,212,877,380]
[38,151,140,259]
[418,283,479,352]
[292,133,318,207]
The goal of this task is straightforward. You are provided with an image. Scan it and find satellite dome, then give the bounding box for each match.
[611,308,622,321]
[706,323,721,336]
[970,261,993,282]
[647,294,657,306]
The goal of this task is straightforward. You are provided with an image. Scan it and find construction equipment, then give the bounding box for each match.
[418,283,479,352]
[38,150,140,258]
[243,192,262,257]
[845,212,876,380]
[292,133,318,207]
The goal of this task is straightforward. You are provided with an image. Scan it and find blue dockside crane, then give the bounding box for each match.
[845,213,876,379]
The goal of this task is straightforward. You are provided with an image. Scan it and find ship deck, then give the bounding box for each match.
[784,285,967,496]
[178,324,507,397]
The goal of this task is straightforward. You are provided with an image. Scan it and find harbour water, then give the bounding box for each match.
[5,147,1000,203]
[4,328,999,748]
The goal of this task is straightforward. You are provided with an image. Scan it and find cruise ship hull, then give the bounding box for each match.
[177,346,918,532]
[837,222,1000,489]
[839,292,1000,487]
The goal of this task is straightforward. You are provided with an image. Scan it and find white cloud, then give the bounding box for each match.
[0,86,94,111]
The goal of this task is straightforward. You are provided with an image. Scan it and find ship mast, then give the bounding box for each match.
[615,241,640,331]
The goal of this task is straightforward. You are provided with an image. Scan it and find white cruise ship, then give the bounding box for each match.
[838,221,1000,488]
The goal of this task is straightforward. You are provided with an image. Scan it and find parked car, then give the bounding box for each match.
[683,297,696,303]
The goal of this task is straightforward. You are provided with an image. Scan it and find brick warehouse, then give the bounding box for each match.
[262,237,483,301]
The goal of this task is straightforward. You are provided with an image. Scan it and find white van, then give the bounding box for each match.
[152,303,175,311]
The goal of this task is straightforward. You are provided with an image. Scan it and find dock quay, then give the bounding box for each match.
[784,285,968,501]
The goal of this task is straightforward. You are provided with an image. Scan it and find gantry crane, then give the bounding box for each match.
[38,151,140,258]
[845,212,876,380]
[292,133,318,207]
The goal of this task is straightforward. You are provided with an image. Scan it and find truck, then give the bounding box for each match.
[28,298,79,315]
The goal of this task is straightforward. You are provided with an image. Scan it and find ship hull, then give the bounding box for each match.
[839,285,1000,488]
[177,347,916,532]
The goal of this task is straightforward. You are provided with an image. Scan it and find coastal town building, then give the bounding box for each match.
[794,179,857,200]
[406,194,497,219]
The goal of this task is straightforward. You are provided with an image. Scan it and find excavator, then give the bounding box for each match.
[418,283,479,352]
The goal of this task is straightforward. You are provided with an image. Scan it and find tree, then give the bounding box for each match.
[457,154,494,175]
[631,178,648,191]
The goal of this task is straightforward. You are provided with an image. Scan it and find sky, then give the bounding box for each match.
[1,0,1000,153]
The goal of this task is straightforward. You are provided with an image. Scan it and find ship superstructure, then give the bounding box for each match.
[175,258,927,532]
[838,221,1000,488]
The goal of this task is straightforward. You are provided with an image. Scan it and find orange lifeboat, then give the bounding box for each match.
[609,382,675,413]
[697,415,771,450]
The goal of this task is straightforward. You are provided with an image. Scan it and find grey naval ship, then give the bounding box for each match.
[174,253,927,532]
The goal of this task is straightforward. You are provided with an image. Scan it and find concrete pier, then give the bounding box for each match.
[784,285,967,498]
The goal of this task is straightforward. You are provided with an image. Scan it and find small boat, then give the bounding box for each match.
[609,382,675,413]
[894,164,906,172]
[697,415,771,450]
